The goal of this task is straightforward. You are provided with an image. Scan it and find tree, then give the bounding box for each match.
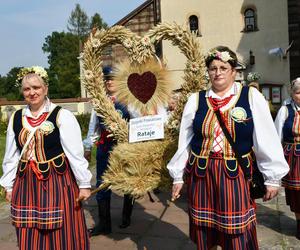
[90,13,108,30]
[42,32,81,98]
[41,7,109,99]
[0,67,23,100]
[0,75,6,98]
[67,4,90,39]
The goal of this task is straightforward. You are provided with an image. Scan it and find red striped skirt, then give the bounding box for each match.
[282,145,300,212]
[11,159,89,250]
[190,224,258,250]
[282,144,300,190]
[185,156,257,249]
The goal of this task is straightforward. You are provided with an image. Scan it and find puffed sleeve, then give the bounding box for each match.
[167,93,198,183]
[0,112,20,191]
[274,105,288,141]
[249,88,289,186]
[57,109,92,188]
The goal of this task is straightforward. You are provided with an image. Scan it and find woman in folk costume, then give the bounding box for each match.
[275,77,300,240]
[167,46,289,250]
[0,66,92,250]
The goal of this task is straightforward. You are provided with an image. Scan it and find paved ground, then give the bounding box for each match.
[0,187,299,250]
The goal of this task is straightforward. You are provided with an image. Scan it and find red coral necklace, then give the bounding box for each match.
[26,112,48,127]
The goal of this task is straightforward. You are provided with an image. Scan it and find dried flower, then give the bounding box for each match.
[141,36,151,47]
[109,122,118,131]
[188,62,200,72]
[85,70,94,80]
[247,72,261,82]
[167,120,180,131]
[91,38,101,48]
[123,39,133,48]
[175,31,184,40]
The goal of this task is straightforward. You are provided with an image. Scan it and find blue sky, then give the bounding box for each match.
[0,0,145,76]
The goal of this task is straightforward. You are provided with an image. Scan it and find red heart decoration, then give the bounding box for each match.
[127,71,157,104]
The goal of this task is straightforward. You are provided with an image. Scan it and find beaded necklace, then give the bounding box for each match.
[208,95,233,111]
[26,112,48,127]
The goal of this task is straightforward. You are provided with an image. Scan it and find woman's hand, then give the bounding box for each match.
[84,150,91,162]
[5,191,12,202]
[171,183,183,201]
[76,188,91,202]
[263,185,279,201]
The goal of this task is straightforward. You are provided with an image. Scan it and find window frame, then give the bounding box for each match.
[189,15,201,36]
[243,8,258,32]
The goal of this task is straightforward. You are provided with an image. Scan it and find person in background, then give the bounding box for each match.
[167,46,289,249]
[247,81,275,118]
[83,66,134,236]
[166,89,181,118]
[0,66,91,250]
[275,77,300,240]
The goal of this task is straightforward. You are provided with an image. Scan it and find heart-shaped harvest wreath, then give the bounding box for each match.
[82,23,208,197]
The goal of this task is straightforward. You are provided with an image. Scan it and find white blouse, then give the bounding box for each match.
[0,101,92,191]
[167,82,289,186]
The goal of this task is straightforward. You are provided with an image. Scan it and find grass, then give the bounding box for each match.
[89,147,97,170]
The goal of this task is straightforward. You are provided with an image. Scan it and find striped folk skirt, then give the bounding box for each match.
[283,145,300,213]
[11,160,89,250]
[185,156,258,250]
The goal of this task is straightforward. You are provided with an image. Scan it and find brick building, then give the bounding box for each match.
[101,0,161,65]
[82,0,294,106]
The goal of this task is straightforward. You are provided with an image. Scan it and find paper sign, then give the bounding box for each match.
[129,115,164,143]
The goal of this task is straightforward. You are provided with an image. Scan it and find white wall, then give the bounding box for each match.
[159,0,290,97]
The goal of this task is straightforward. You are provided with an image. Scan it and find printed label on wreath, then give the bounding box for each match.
[129,115,164,143]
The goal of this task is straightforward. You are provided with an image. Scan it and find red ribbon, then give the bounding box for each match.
[208,96,233,111]
[208,95,233,130]
[28,160,43,180]
[95,130,112,146]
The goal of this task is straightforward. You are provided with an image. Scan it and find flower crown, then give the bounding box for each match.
[15,66,48,87]
[207,50,233,63]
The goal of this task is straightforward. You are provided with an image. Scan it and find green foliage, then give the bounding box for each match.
[0,119,8,136]
[42,32,81,98]
[90,13,108,30]
[75,113,97,168]
[0,67,23,100]
[67,4,90,38]
[75,113,91,137]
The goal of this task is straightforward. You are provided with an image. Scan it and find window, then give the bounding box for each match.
[261,84,282,104]
[244,8,257,32]
[189,15,200,35]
